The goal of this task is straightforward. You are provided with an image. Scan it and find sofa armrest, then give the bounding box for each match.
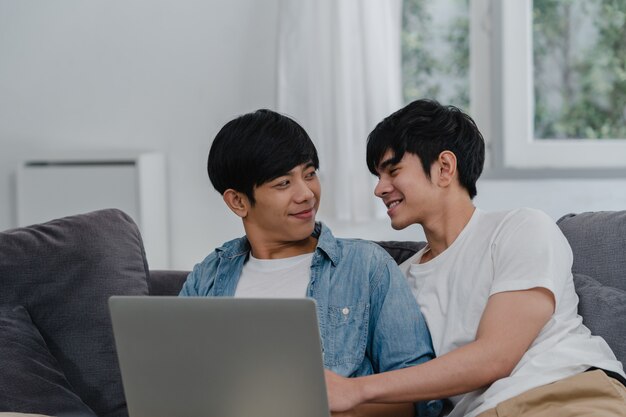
[148,270,190,295]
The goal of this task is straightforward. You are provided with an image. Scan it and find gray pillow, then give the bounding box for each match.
[573,273,626,367]
[0,305,97,417]
[558,211,626,292]
[375,240,426,264]
[0,209,150,417]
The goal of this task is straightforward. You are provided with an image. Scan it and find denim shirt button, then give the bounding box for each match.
[342,307,350,315]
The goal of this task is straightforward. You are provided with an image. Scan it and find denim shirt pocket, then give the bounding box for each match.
[324,303,369,367]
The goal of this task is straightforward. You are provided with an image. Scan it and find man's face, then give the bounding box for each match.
[245,162,321,245]
[373,150,438,230]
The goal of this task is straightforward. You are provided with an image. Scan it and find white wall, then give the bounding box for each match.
[2,1,625,270]
[0,0,277,269]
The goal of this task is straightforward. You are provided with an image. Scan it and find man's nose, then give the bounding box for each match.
[374,178,391,198]
[294,179,315,202]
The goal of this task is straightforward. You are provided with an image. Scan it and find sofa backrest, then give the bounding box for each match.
[149,269,189,295]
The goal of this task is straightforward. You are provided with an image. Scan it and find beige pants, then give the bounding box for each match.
[477,370,626,417]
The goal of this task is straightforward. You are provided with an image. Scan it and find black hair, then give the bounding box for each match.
[207,109,319,204]
[366,99,485,199]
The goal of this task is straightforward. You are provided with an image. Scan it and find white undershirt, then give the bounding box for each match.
[235,252,313,298]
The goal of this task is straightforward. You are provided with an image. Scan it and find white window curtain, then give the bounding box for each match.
[276,0,403,222]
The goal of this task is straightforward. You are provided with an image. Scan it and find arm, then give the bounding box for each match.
[332,403,414,417]
[368,259,436,372]
[361,258,439,416]
[326,287,555,412]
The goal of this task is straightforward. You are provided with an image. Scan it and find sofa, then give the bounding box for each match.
[0,208,624,416]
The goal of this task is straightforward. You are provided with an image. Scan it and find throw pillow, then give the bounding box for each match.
[0,305,96,417]
[0,209,150,417]
[558,211,626,292]
[573,273,626,366]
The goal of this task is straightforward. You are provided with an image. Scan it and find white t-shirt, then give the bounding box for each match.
[402,208,625,417]
[235,252,313,298]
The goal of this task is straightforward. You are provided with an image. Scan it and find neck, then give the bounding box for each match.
[421,197,476,261]
[250,237,317,259]
[244,226,318,260]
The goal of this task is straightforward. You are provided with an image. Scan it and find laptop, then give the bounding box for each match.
[109,296,330,417]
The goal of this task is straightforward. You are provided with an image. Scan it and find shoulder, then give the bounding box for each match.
[335,237,396,262]
[181,236,248,295]
[490,208,572,258]
[192,234,249,273]
[181,250,220,293]
[475,207,553,230]
[505,207,554,224]
[317,222,395,265]
[193,249,220,273]
[495,208,560,238]
[333,238,407,292]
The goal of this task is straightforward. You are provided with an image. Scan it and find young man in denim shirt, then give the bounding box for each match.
[179,109,441,417]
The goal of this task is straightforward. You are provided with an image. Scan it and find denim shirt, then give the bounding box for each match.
[180,222,442,416]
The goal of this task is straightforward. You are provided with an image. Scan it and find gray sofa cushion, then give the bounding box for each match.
[0,209,150,417]
[573,273,626,367]
[375,240,426,264]
[148,270,190,295]
[558,211,626,292]
[0,305,97,417]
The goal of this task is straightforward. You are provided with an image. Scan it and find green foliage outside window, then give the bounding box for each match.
[402,0,470,111]
[533,0,626,139]
[402,0,626,140]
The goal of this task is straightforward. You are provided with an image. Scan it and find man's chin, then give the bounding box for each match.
[390,218,409,230]
[294,220,316,237]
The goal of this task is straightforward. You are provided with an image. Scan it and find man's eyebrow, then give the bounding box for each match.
[288,161,316,174]
[268,162,316,182]
[267,171,292,183]
[377,157,397,172]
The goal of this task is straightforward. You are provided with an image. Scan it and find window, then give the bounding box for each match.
[403,0,626,170]
[533,0,626,140]
[495,0,626,169]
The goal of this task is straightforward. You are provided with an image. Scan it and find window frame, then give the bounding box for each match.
[470,0,626,171]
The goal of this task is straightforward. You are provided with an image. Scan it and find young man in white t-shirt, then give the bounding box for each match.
[324,99,626,416]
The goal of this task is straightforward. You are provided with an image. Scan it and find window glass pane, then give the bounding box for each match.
[402,0,469,111]
[533,0,626,139]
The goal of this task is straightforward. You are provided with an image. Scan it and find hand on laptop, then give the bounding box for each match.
[326,370,416,417]
[325,369,362,413]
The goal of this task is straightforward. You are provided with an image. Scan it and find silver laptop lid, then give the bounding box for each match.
[109,296,330,417]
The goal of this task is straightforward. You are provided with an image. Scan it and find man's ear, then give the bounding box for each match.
[435,151,457,187]
[223,189,250,218]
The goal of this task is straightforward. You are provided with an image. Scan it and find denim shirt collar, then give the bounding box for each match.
[313,222,341,266]
[214,236,250,259]
[214,222,340,266]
